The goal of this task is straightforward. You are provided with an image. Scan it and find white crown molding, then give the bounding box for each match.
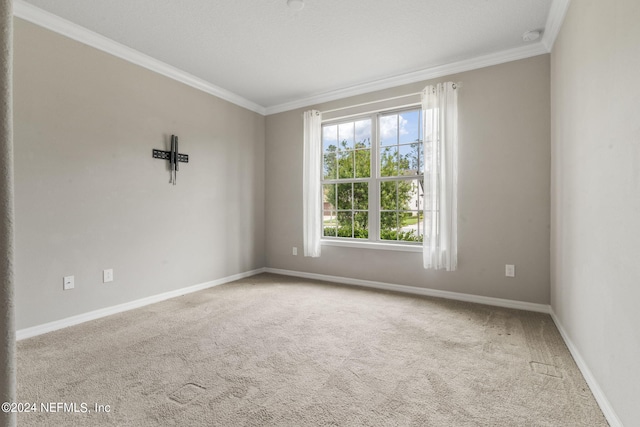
[14,0,567,117]
[265,42,548,115]
[549,309,623,427]
[541,0,572,52]
[265,268,550,314]
[16,267,267,340]
[12,0,267,115]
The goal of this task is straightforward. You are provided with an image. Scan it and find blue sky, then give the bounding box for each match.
[324,109,421,152]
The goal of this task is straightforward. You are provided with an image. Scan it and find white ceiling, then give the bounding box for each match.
[18,0,558,113]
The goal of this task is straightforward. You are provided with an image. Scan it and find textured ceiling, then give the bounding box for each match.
[21,0,553,109]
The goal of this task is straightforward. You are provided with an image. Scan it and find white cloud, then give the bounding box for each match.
[398,115,409,136]
[380,114,408,143]
[322,124,337,144]
[354,119,371,144]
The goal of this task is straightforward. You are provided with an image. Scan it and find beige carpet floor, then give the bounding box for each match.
[17,273,607,426]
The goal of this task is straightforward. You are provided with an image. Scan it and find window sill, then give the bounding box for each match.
[321,239,423,252]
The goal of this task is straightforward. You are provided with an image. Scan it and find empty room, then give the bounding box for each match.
[1,0,638,426]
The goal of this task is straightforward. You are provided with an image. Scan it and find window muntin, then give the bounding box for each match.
[321,108,424,245]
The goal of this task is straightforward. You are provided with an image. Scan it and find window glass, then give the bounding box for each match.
[321,110,423,245]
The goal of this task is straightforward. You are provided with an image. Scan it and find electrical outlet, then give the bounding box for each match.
[63,275,74,290]
[292,247,298,256]
[505,264,516,278]
[103,269,114,283]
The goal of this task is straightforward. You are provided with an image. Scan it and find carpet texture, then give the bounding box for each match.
[17,273,607,426]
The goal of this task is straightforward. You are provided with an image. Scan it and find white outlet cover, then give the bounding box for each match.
[292,247,298,256]
[63,275,74,290]
[505,264,516,277]
[103,269,114,283]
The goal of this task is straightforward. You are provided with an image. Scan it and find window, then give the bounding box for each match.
[321,108,425,245]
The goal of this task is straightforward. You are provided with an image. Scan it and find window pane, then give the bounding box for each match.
[323,211,337,237]
[354,212,368,239]
[380,146,398,177]
[397,179,418,210]
[323,184,336,210]
[323,151,337,180]
[399,110,420,144]
[354,149,370,178]
[380,211,398,241]
[398,144,417,176]
[338,122,354,150]
[337,183,352,210]
[337,211,353,238]
[322,124,338,153]
[398,211,423,242]
[379,114,398,146]
[411,143,421,171]
[355,119,371,148]
[416,179,425,211]
[353,182,368,210]
[380,181,397,211]
[338,150,354,179]
[419,142,425,174]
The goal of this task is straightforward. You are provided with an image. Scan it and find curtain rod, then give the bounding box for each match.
[320,92,422,115]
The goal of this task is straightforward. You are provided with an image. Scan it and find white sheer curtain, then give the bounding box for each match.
[422,83,459,270]
[303,110,322,257]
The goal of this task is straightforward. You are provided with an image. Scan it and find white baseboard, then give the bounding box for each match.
[264,268,550,314]
[16,267,267,341]
[549,309,623,427]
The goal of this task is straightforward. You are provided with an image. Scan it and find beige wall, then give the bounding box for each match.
[13,19,265,329]
[550,0,640,424]
[266,55,551,304]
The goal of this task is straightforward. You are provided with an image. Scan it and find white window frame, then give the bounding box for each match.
[320,106,424,252]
